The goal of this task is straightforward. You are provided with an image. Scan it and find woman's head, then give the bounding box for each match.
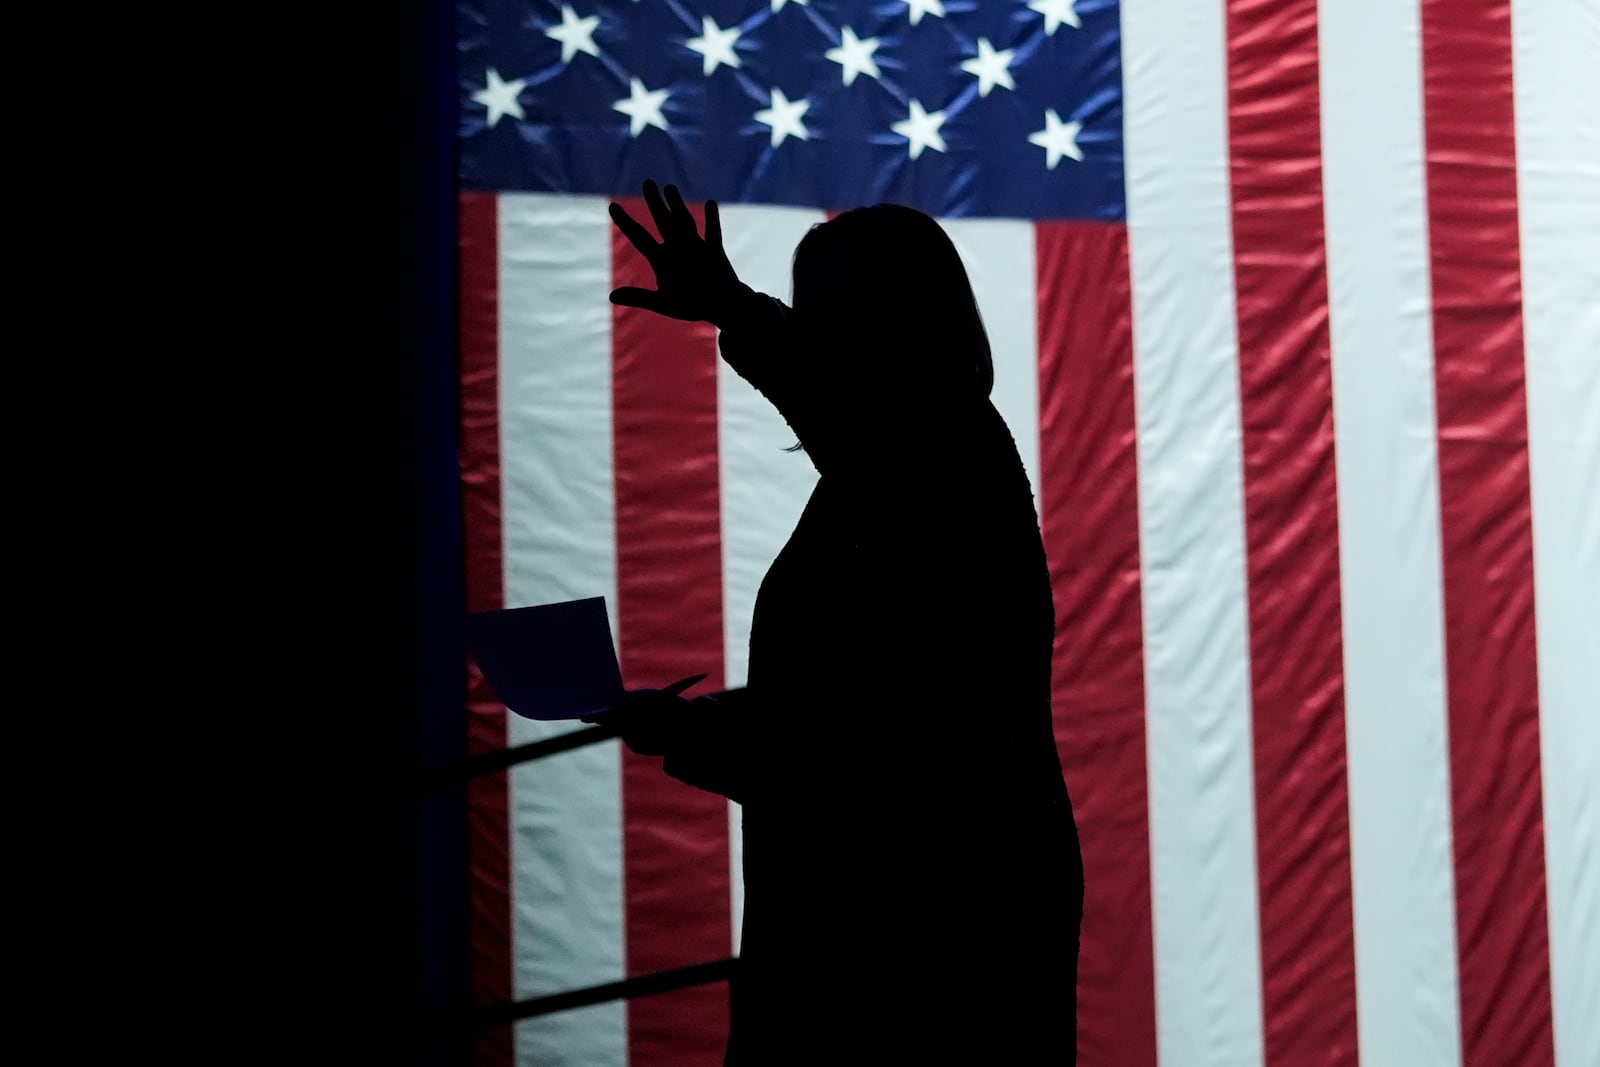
[790,204,994,399]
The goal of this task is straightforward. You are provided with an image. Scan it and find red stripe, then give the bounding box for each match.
[1223,2,1360,1062]
[612,198,733,1066]
[1419,3,1554,1062]
[458,191,513,1066]
[1036,221,1156,1067]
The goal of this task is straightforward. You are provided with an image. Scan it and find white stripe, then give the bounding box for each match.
[1121,1,1267,1063]
[1319,1,1465,1062]
[1512,4,1600,1064]
[499,193,627,1067]
[718,203,825,952]
[943,219,1043,499]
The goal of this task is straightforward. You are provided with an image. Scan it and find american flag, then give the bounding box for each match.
[455,1,1598,1065]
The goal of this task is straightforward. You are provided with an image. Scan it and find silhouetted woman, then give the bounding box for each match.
[602,181,1083,1064]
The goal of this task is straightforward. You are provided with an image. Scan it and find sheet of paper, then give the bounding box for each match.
[466,596,625,720]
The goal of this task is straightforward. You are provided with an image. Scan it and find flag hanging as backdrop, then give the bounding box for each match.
[455,1,1598,1065]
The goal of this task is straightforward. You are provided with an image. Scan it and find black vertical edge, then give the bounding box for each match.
[293,0,467,1063]
[413,0,470,1062]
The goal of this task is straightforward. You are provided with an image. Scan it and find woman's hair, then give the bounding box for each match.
[790,204,994,398]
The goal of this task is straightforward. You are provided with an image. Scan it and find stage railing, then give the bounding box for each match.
[420,692,743,1039]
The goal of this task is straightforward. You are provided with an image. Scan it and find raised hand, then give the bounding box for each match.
[609,180,746,326]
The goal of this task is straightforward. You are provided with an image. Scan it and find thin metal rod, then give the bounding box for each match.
[415,723,619,788]
[428,957,738,1034]
[416,687,744,786]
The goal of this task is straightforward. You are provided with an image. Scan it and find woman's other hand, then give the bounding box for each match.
[609,180,747,326]
[581,674,706,757]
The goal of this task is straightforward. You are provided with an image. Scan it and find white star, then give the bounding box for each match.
[1028,109,1083,169]
[825,27,882,87]
[771,0,806,10]
[754,87,811,147]
[960,38,1015,97]
[1029,0,1081,35]
[900,0,946,25]
[471,68,527,127]
[687,15,741,76]
[546,5,601,64]
[614,78,670,136]
[891,99,947,160]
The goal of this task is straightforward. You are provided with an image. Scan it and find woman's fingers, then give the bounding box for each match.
[610,286,667,313]
[613,182,736,324]
[662,183,698,239]
[608,201,660,262]
[631,180,709,246]
[704,199,724,252]
[642,180,676,242]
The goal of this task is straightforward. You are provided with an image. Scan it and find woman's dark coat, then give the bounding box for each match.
[661,293,1084,1065]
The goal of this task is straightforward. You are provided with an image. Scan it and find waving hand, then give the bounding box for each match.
[609,181,747,327]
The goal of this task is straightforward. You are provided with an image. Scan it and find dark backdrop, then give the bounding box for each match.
[294,1,469,1062]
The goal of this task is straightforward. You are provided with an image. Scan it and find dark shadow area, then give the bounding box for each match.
[293,2,467,1064]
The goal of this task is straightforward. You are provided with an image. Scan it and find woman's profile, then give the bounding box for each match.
[596,180,1084,1064]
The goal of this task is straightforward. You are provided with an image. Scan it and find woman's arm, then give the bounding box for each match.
[607,180,970,489]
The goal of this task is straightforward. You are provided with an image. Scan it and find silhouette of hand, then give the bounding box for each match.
[609,181,745,326]
[581,674,706,757]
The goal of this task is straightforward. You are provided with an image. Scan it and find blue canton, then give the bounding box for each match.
[460,0,1125,220]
